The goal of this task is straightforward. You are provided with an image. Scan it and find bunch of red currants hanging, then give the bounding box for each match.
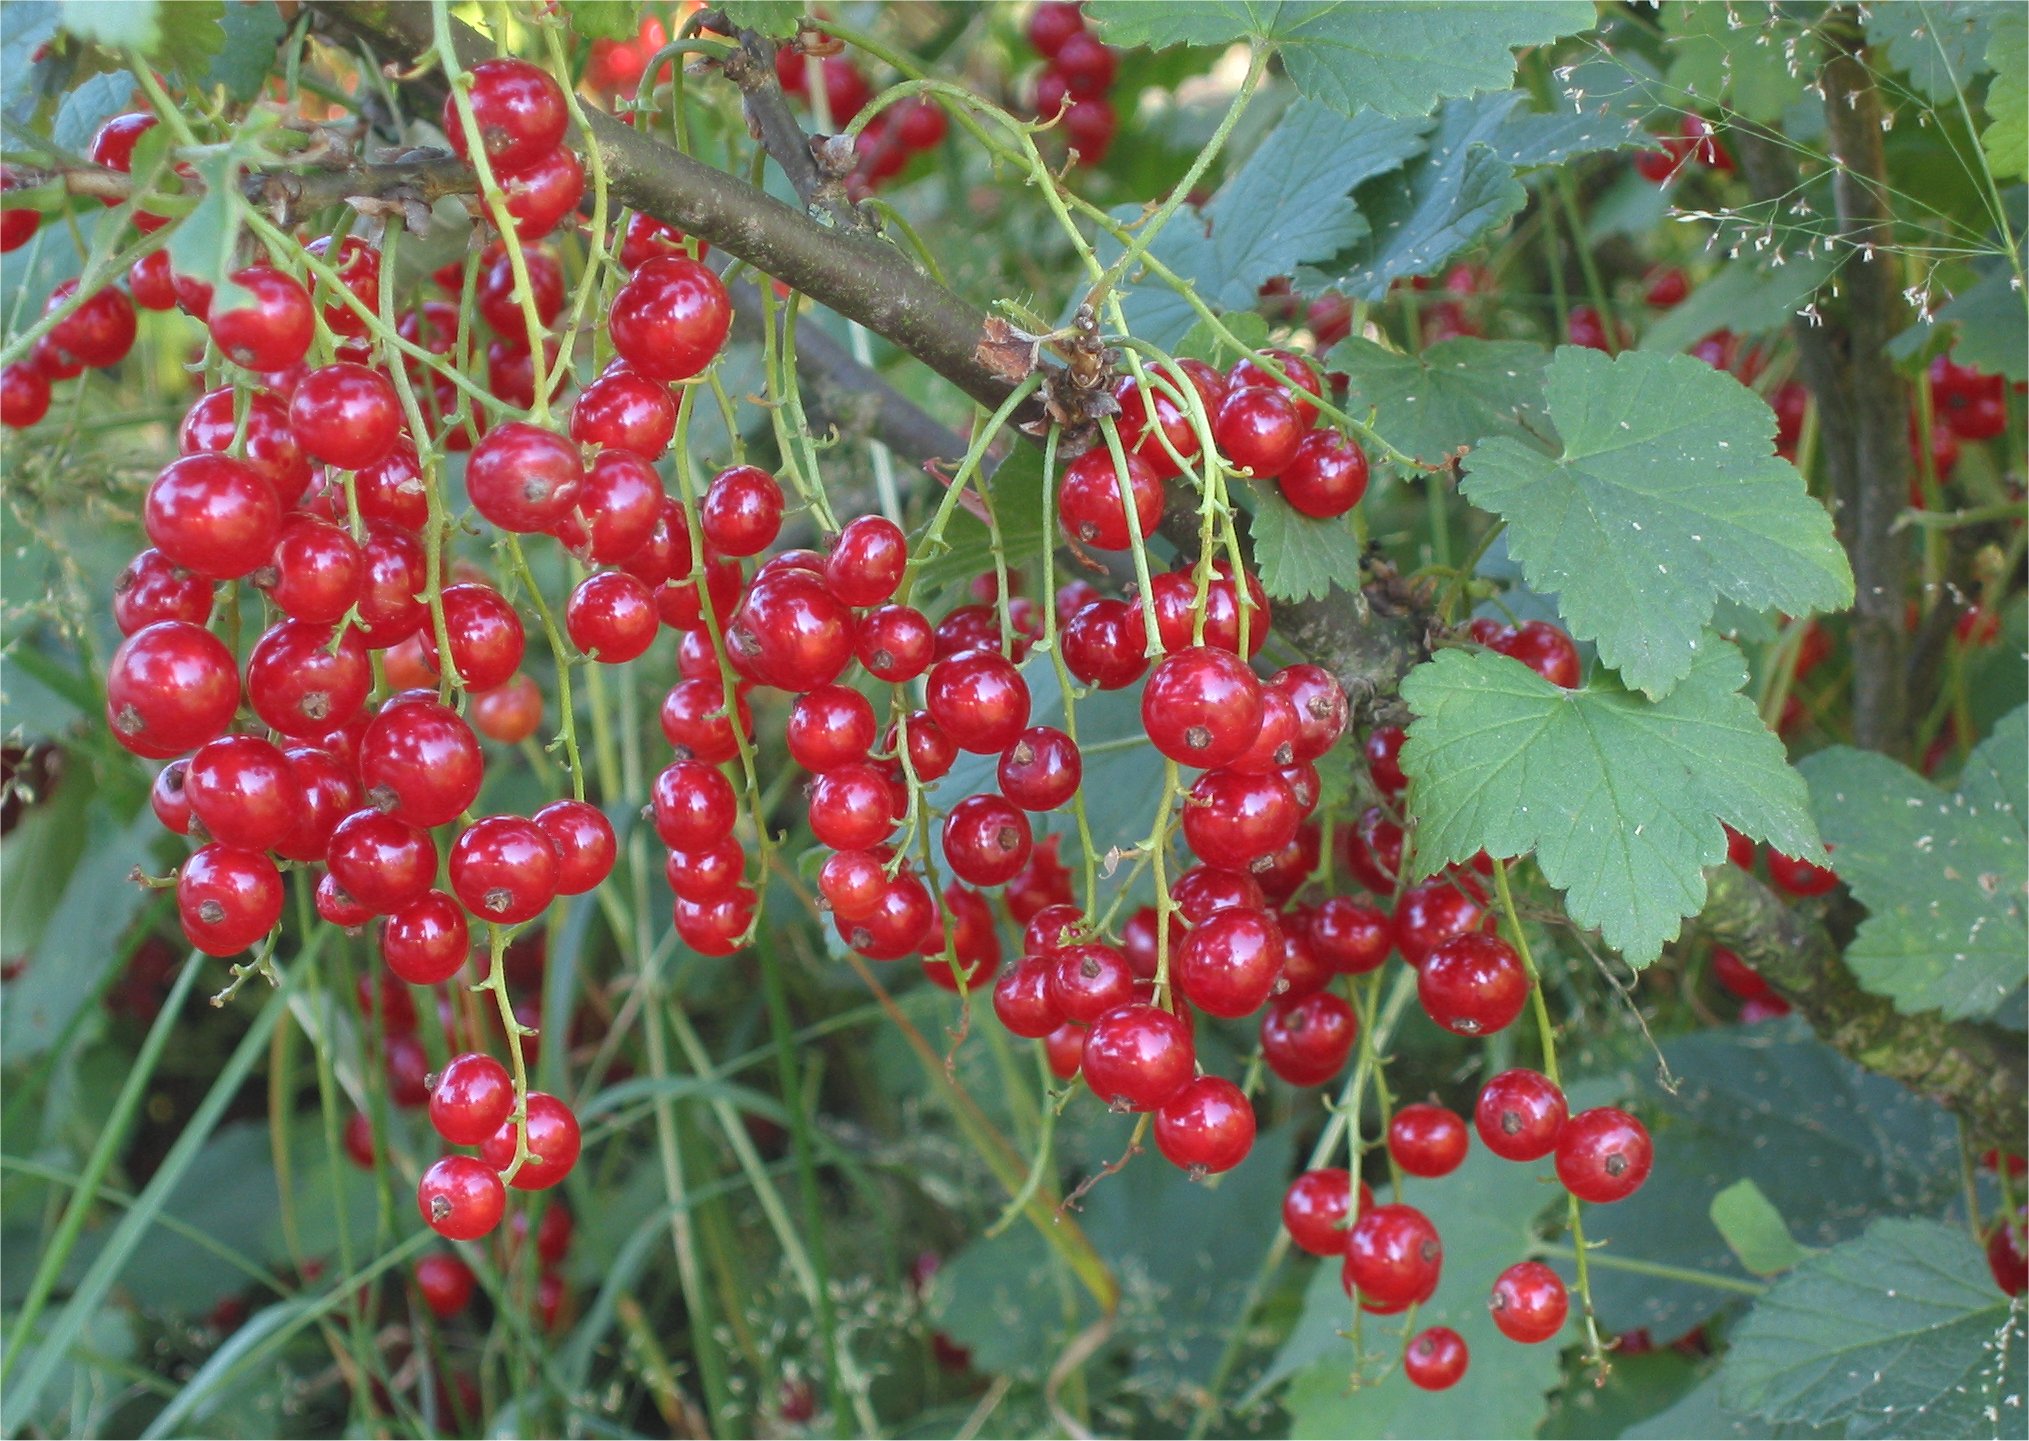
[1025,0,1124,165]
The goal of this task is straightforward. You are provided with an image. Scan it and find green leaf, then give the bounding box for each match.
[58,0,162,52]
[1574,1022,1964,1343]
[1460,346,1852,699]
[929,1225,1097,1379]
[2,2,61,127]
[1176,309,1271,367]
[1320,94,1529,301]
[1637,254,1837,357]
[1894,249,2029,384]
[1481,61,1656,167]
[1243,483,1363,603]
[1718,1218,2023,1436]
[1661,1,1818,125]
[202,0,287,101]
[1625,1374,1842,1440]
[1273,1149,1566,1438]
[569,0,641,41]
[1867,1,1996,104]
[1399,642,1822,965]
[1982,8,2026,180]
[1960,703,2027,820]
[1710,1179,1813,1277]
[1330,336,1548,467]
[50,68,135,155]
[718,0,804,36]
[1799,712,2027,1020]
[1090,2,1596,119]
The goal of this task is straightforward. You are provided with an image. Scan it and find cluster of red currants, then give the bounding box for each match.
[1922,350,2012,485]
[1025,1,1122,166]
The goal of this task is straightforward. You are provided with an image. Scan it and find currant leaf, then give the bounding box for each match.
[1890,247,2027,384]
[717,0,803,37]
[1637,253,1836,357]
[1086,1,1596,119]
[1982,7,2026,180]
[1399,641,1821,966]
[1243,484,1362,603]
[1661,1,1819,125]
[1717,1219,2021,1435]
[1330,336,1548,467]
[1797,706,2027,1021]
[1865,1,1997,105]
[1461,346,1853,699]
[1709,1179,1813,1278]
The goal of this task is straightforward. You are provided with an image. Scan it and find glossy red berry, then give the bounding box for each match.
[472,675,543,745]
[444,57,569,174]
[1475,1069,1569,1162]
[1270,664,1348,762]
[609,256,731,383]
[1154,1076,1256,1174]
[1342,1203,1443,1310]
[1261,989,1357,1087]
[700,465,784,557]
[248,620,372,737]
[1279,431,1368,519]
[571,365,677,460]
[303,234,381,335]
[993,956,1062,1038]
[651,760,738,851]
[430,1051,515,1146]
[856,604,934,682]
[184,392,313,507]
[1419,932,1528,1036]
[1554,1107,1653,1203]
[184,735,298,852]
[1987,1214,2027,1297]
[1181,767,1300,871]
[1403,1328,1468,1391]
[1767,847,1838,897]
[786,684,877,774]
[1307,896,1392,974]
[1504,620,1582,688]
[113,549,213,635]
[177,844,284,955]
[451,815,561,925]
[1490,1261,1569,1343]
[534,799,616,895]
[814,517,905,610]
[1283,1168,1372,1256]
[997,726,1082,811]
[43,281,137,370]
[289,363,401,471]
[380,890,471,985]
[1142,647,1264,770]
[316,871,375,929]
[1175,906,1284,1018]
[1364,725,1408,798]
[808,763,898,851]
[326,809,439,915]
[724,569,853,689]
[942,793,1034,887]
[106,621,241,759]
[0,362,49,428]
[1388,1103,1470,1178]
[145,454,282,581]
[418,1154,506,1241]
[926,650,1031,754]
[1058,446,1164,551]
[1392,877,1486,968]
[1214,386,1304,477]
[359,700,483,829]
[479,1090,582,1190]
[1045,942,1136,1025]
[666,837,745,902]
[467,421,582,534]
[1081,1003,1195,1112]
[207,267,314,372]
[676,884,759,955]
[566,571,659,663]
[258,517,363,624]
[1061,599,1149,689]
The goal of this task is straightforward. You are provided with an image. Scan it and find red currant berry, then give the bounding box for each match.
[145,454,282,581]
[289,363,401,472]
[450,815,562,925]
[326,809,439,915]
[1388,1103,1470,1178]
[418,1154,506,1241]
[177,843,284,954]
[1269,664,1348,762]
[1490,1260,1569,1343]
[1043,1020,1087,1078]
[473,675,543,745]
[416,1253,477,1319]
[1342,1203,1442,1310]
[1279,431,1368,519]
[304,234,381,336]
[1231,350,1323,425]
[247,619,371,738]
[666,837,746,903]
[44,281,137,369]
[105,621,240,759]
[609,256,731,383]
[1181,767,1301,871]
[566,571,659,663]
[422,583,527,693]
[700,465,784,557]
[1307,896,1392,974]
[380,890,471,985]
[206,267,314,372]
[1058,446,1164,552]
[571,364,677,460]
[430,1051,515,1146]
[1364,725,1408,798]
[1504,620,1582,688]
[856,604,935,682]
[808,762,899,850]
[1170,906,1279,1017]
[926,650,1031,754]
[1142,647,1264,771]
[942,793,1034,887]
[1403,1327,1468,1390]
[184,734,298,851]
[257,517,363,625]
[834,869,938,960]
[993,955,1063,1038]
[787,684,877,774]
[467,421,583,534]
[316,871,374,929]
[534,799,616,895]
[724,569,853,689]
[675,884,759,955]
[114,548,213,636]
[1061,598,1149,689]
[1475,1068,1568,1162]
[824,516,908,606]
[1767,847,1838,897]
[651,759,738,851]
[557,448,665,565]
[0,361,49,428]
[1261,989,1357,1087]
[1027,1,1085,56]
[444,58,569,173]
[1284,1168,1372,1256]
[660,678,752,763]
[997,726,1081,811]
[1392,877,1487,968]
[1214,386,1304,477]
[617,212,703,269]
[1554,1107,1653,1203]
[1045,942,1136,1025]
[1419,932,1528,1036]
[1081,1002,1196,1112]
[1154,1075,1256,1175]
[475,246,564,345]
[1987,1214,2027,1297]
[360,700,484,828]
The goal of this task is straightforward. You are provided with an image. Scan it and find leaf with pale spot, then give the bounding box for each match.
[1798,707,2027,1020]
[1086,2,1596,118]
[1460,346,1852,699]
[1399,642,1821,966]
